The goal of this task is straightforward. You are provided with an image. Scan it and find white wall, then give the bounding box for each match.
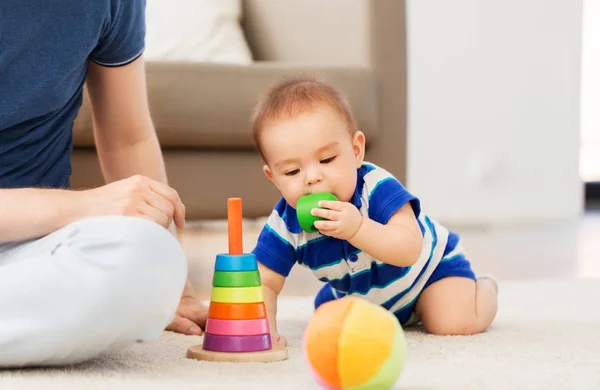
[580,0,600,182]
[406,0,584,226]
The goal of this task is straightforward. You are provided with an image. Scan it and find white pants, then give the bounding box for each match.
[0,216,188,367]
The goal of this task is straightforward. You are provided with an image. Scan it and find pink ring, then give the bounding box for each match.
[205,318,270,336]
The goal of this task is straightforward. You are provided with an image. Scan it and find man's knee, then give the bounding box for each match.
[0,217,189,367]
[67,216,187,280]
[64,216,188,337]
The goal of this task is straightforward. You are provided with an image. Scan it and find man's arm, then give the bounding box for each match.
[0,57,183,243]
[0,189,83,243]
[85,56,183,234]
[85,57,168,187]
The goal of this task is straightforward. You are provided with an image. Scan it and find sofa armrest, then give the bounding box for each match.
[367,0,408,182]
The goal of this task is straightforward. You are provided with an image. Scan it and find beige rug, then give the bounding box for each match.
[1,279,599,389]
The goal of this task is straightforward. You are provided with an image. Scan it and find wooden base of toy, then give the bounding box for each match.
[186,342,288,363]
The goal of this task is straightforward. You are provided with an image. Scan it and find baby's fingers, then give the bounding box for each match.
[318,200,344,211]
[314,220,335,232]
[311,207,338,221]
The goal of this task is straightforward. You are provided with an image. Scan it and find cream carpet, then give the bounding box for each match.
[1,279,599,390]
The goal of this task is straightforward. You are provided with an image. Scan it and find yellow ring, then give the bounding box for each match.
[210,286,264,304]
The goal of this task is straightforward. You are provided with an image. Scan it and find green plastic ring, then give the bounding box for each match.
[212,270,262,288]
[296,192,338,233]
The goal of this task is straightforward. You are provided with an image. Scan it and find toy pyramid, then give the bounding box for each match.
[186,198,288,363]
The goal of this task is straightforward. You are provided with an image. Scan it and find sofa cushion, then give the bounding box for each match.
[144,0,253,64]
[73,62,378,149]
[242,0,370,66]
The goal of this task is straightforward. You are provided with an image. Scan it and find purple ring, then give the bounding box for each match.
[202,333,272,352]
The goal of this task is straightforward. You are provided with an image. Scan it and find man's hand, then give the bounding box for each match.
[77,175,185,230]
[312,200,363,240]
[166,295,208,336]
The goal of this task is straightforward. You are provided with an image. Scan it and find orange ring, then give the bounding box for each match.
[208,302,267,320]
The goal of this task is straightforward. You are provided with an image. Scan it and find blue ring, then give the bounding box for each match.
[215,254,258,271]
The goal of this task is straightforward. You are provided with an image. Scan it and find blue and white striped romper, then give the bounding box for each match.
[251,162,476,325]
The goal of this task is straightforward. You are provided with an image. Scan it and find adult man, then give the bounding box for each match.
[0,0,207,367]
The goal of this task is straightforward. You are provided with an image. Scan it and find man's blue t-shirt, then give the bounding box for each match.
[0,0,146,189]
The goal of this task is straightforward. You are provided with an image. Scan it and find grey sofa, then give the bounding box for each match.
[70,0,408,220]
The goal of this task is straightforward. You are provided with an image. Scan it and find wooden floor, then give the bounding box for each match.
[179,208,600,299]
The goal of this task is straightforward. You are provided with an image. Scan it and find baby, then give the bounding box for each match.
[250,75,498,346]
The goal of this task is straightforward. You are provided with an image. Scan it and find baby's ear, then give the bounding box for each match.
[352,131,366,166]
[263,165,279,189]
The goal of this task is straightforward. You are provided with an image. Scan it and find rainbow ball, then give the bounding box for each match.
[304,297,407,390]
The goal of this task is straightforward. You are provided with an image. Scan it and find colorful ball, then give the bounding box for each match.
[304,297,407,390]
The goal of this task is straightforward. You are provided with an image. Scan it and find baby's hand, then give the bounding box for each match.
[271,333,288,348]
[312,200,363,240]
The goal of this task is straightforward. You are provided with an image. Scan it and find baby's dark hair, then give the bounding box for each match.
[251,75,358,162]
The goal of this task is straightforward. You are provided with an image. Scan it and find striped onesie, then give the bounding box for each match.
[251,162,476,325]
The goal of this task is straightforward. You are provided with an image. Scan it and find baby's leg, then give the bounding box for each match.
[314,283,345,310]
[415,276,498,335]
[0,216,187,367]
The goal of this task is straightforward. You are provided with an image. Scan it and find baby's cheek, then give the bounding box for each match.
[282,186,302,208]
[337,174,357,202]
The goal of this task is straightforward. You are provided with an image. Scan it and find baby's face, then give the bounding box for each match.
[261,106,365,209]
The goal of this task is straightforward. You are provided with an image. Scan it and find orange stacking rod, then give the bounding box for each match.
[228,198,243,255]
